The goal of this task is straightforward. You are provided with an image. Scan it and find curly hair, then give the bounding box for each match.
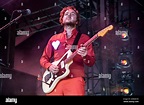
[59,6,80,25]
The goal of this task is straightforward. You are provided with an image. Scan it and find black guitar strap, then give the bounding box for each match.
[71,31,82,52]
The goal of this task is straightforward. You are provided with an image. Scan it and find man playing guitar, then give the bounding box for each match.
[40,6,96,96]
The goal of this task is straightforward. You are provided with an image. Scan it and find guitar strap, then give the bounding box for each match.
[71,31,82,52]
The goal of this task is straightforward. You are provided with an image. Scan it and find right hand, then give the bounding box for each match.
[49,64,59,74]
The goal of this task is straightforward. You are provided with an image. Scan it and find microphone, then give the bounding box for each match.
[16,9,31,15]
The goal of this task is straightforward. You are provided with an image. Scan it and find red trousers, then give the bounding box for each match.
[45,77,85,96]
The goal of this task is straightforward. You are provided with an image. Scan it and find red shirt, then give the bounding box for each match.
[40,28,95,78]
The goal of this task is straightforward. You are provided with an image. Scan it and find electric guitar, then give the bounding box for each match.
[42,25,113,93]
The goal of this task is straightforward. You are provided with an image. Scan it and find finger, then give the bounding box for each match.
[80,44,83,47]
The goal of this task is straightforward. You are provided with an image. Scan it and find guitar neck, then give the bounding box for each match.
[83,33,99,47]
[64,25,113,64]
[64,34,99,64]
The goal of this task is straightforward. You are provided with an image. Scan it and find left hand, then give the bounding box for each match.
[77,45,87,57]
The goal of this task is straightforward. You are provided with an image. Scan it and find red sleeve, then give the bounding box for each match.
[79,34,96,66]
[83,43,96,66]
[40,39,53,69]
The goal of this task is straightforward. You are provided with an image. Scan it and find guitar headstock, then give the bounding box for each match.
[98,25,113,37]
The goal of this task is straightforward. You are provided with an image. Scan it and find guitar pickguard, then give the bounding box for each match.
[42,50,73,93]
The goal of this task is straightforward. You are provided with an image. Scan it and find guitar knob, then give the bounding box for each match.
[55,75,57,77]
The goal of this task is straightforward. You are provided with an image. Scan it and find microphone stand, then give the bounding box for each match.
[0,13,22,32]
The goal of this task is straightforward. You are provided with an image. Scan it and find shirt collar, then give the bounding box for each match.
[63,28,78,39]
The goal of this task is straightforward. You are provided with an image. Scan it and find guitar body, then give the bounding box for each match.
[42,50,73,93]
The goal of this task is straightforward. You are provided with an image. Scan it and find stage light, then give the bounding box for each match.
[120,86,133,96]
[121,31,129,41]
[111,84,133,96]
[121,32,127,38]
[121,59,128,65]
[120,58,130,68]
[116,50,132,69]
[116,27,129,41]
[121,87,129,94]
[116,57,130,69]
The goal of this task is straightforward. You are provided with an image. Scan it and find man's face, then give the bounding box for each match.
[62,9,78,25]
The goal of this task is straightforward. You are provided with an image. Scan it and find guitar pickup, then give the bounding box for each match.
[60,61,65,69]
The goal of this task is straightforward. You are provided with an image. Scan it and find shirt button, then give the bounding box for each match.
[87,60,90,63]
[70,74,73,78]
